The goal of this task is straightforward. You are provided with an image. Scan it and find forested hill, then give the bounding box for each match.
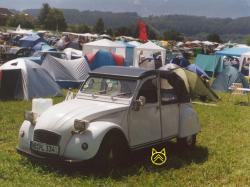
[145,15,250,36]
[24,9,140,28]
[24,9,250,41]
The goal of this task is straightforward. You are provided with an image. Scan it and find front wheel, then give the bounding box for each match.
[93,130,128,171]
[177,134,196,149]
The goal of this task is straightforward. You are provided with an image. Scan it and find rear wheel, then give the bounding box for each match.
[177,134,196,148]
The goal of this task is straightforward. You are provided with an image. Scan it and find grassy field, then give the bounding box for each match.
[0,94,250,187]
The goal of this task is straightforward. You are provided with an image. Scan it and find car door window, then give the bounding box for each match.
[160,78,178,105]
[137,78,158,103]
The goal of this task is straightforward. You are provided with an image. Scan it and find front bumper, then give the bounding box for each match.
[16,147,92,166]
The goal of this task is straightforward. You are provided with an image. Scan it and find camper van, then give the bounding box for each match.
[17,66,200,167]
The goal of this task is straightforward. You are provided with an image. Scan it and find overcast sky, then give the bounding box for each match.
[2,0,250,18]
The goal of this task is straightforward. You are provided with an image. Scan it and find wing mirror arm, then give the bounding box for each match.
[132,96,146,111]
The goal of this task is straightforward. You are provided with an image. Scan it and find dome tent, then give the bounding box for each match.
[211,65,249,92]
[85,50,125,70]
[0,58,62,100]
[19,34,44,48]
[42,54,90,88]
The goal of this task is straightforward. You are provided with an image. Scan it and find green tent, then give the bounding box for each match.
[195,54,223,75]
[173,68,219,101]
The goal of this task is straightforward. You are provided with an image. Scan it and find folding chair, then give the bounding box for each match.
[228,83,250,104]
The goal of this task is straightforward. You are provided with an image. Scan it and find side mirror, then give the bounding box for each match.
[138,96,146,107]
[132,96,146,111]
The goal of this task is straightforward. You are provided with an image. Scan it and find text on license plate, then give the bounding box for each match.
[30,141,59,155]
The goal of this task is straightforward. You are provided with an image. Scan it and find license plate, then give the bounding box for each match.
[30,141,59,155]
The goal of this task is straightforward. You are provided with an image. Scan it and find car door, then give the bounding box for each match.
[128,76,162,147]
[160,78,179,139]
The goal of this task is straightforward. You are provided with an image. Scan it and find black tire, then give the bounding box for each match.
[177,134,196,149]
[94,129,129,171]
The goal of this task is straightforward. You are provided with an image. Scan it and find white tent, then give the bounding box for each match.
[83,39,126,57]
[128,41,142,47]
[133,41,166,68]
[63,48,83,60]
[239,52,250,76]
[8,25,34,35]
[0,58,61,100]
[42,55,90,88]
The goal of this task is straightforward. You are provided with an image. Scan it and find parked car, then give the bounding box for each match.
[17,66,200,168]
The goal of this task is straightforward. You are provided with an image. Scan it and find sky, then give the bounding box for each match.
[2,0,250,18]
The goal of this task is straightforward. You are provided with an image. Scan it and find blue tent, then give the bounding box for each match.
[186,64,210,80]
[86,50,125,70]
[115,41,134,66]
[212,65,249,92]
[170,57,190,67]
[19,35,44,48]
[195,54,223,75]
[32,42,56,52]
[215,47,250,57]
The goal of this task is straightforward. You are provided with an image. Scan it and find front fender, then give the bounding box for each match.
[63,121,125,161]
[18,120,34,153]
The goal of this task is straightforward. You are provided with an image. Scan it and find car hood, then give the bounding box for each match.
[35,98,129,133]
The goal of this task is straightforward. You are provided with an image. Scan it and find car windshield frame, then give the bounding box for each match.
[79,76,138,99]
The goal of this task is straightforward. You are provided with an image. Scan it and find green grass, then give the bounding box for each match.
[0,94,250,186]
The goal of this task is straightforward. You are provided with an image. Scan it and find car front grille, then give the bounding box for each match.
[33,129,61,145]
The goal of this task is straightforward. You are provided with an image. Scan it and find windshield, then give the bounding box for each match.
[81,77,137,98]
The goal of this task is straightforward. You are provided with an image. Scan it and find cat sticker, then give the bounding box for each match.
[150,148,167,166]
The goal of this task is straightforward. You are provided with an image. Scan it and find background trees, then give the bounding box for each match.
[93,18,104,34]
[207,33,222,43]
[7,14,34,28]
[38,3,67,31]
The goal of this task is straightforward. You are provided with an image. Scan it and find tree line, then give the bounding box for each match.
[3,4,250,43]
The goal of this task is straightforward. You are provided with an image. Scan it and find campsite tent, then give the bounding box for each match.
[215,47,250,57]
[32,42,56,52]
[186,64,210,80]
[19,34,44,48]
[211,65,249,92]
[195,54,223,76]
[170,57,190,67]
[63,48,83,60]
[0,58,61,100]
[42,55,90,88]
[128,41,142,47]
[83,39,126,57]
[115,41,135,66]
[160,65,219,101]
[85,50,125,70]
[239,51,250,76]
[8,25,34,35]
[134,41,166,69]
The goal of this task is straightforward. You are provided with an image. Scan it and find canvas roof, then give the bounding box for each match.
[133,41,166,68]
[42,54,90,82]
[215,47,250,57]
[83,39,126,58]
[195,54,223,74]
[128,41,142,47]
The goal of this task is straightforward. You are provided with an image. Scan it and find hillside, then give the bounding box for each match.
[24,9,250,41]
[25,9,140,28]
